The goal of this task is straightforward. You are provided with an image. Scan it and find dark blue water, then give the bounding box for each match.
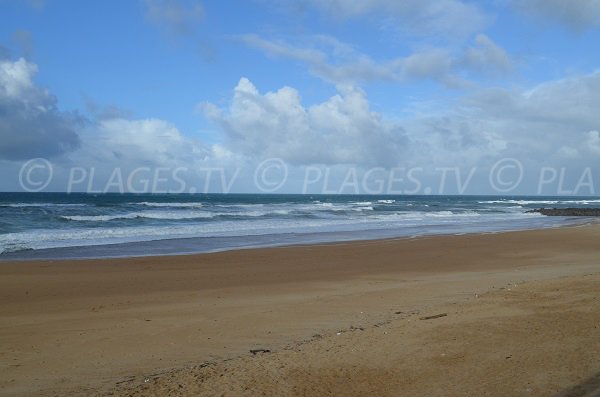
[1,193,598,260]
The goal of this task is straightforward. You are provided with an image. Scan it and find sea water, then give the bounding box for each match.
[1,193,598,260]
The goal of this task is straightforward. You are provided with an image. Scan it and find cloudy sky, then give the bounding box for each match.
[1,0,599,194]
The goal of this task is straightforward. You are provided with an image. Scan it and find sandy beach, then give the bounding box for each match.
[1,225,599,396]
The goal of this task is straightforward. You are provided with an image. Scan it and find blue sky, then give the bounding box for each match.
[1,0,600,194]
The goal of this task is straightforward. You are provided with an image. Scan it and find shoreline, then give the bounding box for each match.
[0,216,593,262]
[1,224,599,396]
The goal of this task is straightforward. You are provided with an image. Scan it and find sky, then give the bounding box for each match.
[1,0,599,195]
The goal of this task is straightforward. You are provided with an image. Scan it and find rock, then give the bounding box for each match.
[527,208,600,216]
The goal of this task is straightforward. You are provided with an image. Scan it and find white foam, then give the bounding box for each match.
[479,199,600,205]
[371,210,483,222]
[136,202,204,208]
[352,206,374,211]
[60,207,299,222]
[63,214,138,221]
[62,210,214,221]
[1,203,87,208]
[315,202,374,212]
[3,196,581,256]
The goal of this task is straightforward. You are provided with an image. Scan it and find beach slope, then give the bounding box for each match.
[0,225,599,396]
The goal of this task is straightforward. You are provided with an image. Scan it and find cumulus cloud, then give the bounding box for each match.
[461,34,512,76]
[0,57,209,176]
[199,69,600,176]
[307,0,489,40]
[432,69,600,167]
[200,77,408,167]
[364,70,600,176]
[2,60,597,193]
[52,116,215,193]
[0,113,215,192]
[467,70,600,129]
[77,118,208,167]
[0,58,82,160]
[143,0,204,36]
[241,34,511,88]
[514,0,600,31]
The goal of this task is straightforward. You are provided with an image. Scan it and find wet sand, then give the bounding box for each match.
[1,225,599,396]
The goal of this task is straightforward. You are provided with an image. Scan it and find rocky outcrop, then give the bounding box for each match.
[528,208,600,216]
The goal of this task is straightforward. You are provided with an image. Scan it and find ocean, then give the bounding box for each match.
[1,193,598,260]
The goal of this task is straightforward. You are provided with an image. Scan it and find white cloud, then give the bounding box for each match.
[467,70,600,129]
[0,58,81,160]
[239,34,391,87]
[77,118,208,166]
[48,116,219,193]
[0,57,37,98]
[308,0,489,40]
[400,48,467,88]
[0,57,217,191]
[585,130,600,154]
[239,34,324,65]
[143,0,204,36]
[515,0,600,31]
[438,69,600,166]
[200,77,408,167]
[462,34,512,76]
[3,52,597,193]
[241,34,512,88]
[199,70,600,174]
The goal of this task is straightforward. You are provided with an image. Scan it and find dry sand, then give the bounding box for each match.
[0,225,599,396]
